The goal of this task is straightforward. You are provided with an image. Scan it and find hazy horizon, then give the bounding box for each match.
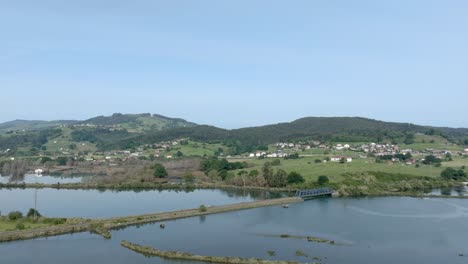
[2,1,467,128]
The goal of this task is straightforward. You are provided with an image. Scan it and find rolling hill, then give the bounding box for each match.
[1,115,467,154]
[0,120,75,133]
[101,117,468,152]
[79,113,196,131]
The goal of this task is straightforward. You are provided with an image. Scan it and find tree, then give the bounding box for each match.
[270,169,288,187]
[404,133,415,145]
[8,211,23,220]
[445,152,453,161]
[40,157,53,164]
[27,208,41,218]
[56,157,68,166]
[199,205,207,212]
[422,155,441,165]
[317,175,329,186]
[262,162,273,179]
[284,153,300,160]
[314,159,322,164]
[441,167,467,180]
[339,157,346,164]
[175,151,184,157]
[153,163,168,178]
[248,170,259,177]
[208,170,220,181]
[271,159,281,166]
[287,171,305,184]
[237,170,248,187]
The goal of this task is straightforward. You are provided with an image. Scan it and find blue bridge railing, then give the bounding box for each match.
[296,188,334,198]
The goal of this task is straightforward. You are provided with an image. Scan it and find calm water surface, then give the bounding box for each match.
[1,196,468,264]
[0,188,278,218]
[0,174,83,184]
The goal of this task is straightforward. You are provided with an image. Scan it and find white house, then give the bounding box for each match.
[344,144,350,149]
[249,153,255,158]
[464,148,468,153]
[331,157,353,163]
[34,169,43,175]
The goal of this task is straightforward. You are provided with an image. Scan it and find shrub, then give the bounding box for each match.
[27,208,41,218]
[8,211,23,221]
[317,175,329,186]
[16,223,25,230]
[43,218,66,225]
[183,172,195,183]
[199,205,207,212]
[153,163,168,178]
[314,159,322,164]
[284,153,300,160]
[271,159,281,166]
[441,167,467,180]
[287,171,305,184]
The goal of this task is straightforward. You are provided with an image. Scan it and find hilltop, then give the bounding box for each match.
[0,115,467,155]
[102,117,468,152]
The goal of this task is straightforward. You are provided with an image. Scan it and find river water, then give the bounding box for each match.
[0,174,84,184]
[1,194,468,264]
[0,188,277,218]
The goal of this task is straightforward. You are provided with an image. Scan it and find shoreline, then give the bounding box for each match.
[1,182,467,199]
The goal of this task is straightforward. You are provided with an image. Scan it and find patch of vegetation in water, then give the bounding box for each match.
[253,233,340,245]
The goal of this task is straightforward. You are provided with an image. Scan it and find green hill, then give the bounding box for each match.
[1,116,467,154]
[102,117,468,152]
[0,120,75,133]
[79,113,196,131]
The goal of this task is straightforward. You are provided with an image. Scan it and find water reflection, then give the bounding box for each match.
[0,188,283,218]
[425,186,468,196]
[0,174,83,184]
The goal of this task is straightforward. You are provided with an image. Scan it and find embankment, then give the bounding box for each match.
[0,196,302,243]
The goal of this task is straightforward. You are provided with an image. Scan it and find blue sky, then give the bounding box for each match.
[1,0,467,128]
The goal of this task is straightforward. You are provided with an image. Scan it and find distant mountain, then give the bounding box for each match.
[102,117,468,151]
[1,116,467,153]
[79,113,196,131]
[0,120,76,133]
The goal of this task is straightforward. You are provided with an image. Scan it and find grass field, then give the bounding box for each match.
[230,156,468,184]
[401,134,463,152]
[43,127,97,154]
[0,218,53,231]
[164,141,226,157]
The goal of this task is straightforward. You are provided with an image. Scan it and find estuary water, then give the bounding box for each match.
[0,174,83,184]
[1,196,468,264]
[0,188,278,218]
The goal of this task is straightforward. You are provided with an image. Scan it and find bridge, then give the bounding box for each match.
[295,188,334,199]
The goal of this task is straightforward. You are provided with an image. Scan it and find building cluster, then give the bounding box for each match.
[361,143,401,155]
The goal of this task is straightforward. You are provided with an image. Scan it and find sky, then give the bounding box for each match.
[1,0,467,129]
